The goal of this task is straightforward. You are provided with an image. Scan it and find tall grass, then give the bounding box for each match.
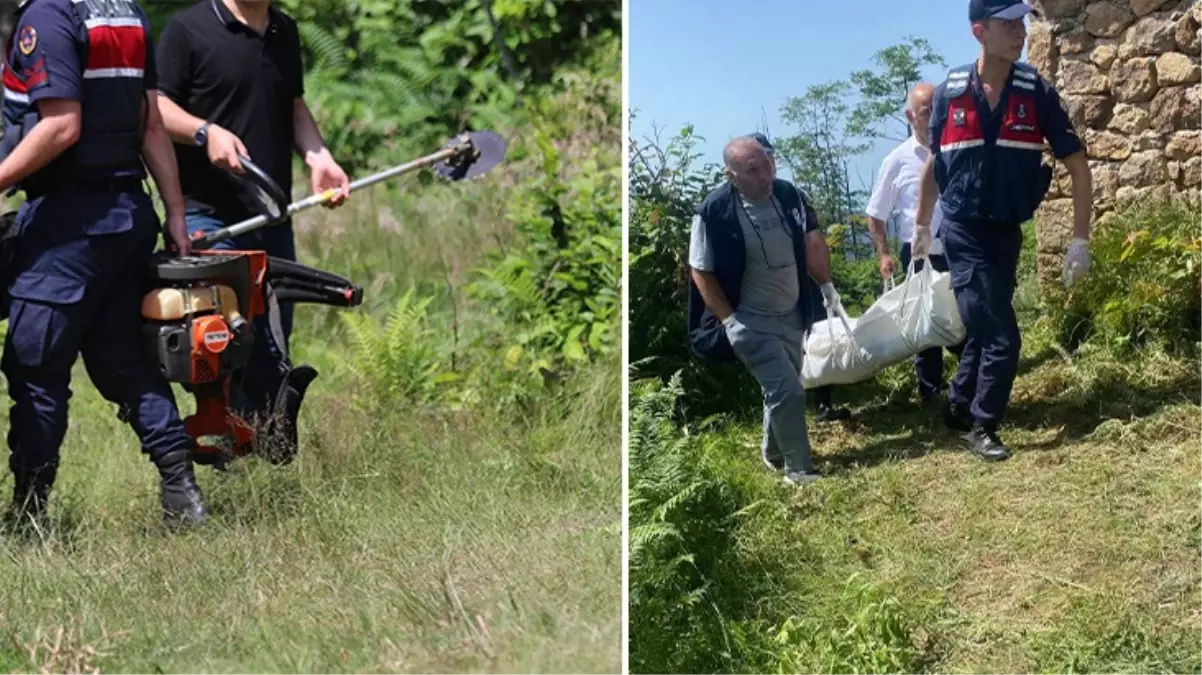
[0,34,622,675]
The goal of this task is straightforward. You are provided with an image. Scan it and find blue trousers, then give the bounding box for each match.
[940,220,1023,429]
[2,190,194,476]
[185,207,296,419]
[900,243,962,403]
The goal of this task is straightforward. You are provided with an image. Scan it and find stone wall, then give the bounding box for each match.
[1027,0,1200,286]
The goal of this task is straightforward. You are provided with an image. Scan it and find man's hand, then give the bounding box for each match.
[206,124,249,174]
[879,253,897,279]
[911,224,932,259]
[1063,237,1090,287]
[307,149,350,208]
[164,212,192,257]
[819,282,843,315]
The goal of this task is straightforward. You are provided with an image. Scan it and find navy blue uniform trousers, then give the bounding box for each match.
[939,219,1023,429]
[900,243,962,403]
[185,206,295,419]
[2,190,194,476]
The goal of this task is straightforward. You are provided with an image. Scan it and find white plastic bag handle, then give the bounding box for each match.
[822,302,864,363]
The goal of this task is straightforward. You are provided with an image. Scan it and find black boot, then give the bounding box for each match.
[5,464,54,532]
[154,450,209,527]
[942,400,973,432]
[963,424,1011,462]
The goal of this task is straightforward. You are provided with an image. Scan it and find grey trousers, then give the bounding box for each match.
[724,306,814,473]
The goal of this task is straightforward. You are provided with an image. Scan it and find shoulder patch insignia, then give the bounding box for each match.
[17,25,36,56]
[16,25,35,55]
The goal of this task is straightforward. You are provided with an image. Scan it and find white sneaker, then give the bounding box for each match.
[783,470,822,486]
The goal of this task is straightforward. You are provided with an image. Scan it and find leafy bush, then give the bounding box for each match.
[1047,197,1201,356]
[275,0,620,172]
[466,127,620,366]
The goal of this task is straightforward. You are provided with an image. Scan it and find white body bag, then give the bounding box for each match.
[800,261,967,389]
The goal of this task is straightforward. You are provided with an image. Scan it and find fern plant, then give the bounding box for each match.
[338,288,444,408]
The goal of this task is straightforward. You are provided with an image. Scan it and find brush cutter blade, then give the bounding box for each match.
[433,131,507,182]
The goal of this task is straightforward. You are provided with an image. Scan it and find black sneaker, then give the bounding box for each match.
[964,425,1011,462]
[942,401,973,432]
[815,405,851,423]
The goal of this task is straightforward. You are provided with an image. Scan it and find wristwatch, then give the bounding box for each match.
[193,121,211,147]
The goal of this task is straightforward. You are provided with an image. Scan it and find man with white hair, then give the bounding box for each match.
[866,82,964,415]
[686,134,843,485]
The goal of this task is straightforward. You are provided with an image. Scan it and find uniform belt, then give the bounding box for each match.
[23,176,145,199]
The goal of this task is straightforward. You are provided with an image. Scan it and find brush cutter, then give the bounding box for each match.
[139,131,507,468]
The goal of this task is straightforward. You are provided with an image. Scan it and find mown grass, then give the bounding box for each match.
[0,117,621,672]
[630,214,1201,674]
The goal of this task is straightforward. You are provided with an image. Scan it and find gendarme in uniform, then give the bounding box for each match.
[928,6,1082,456]
[0,0,207,524]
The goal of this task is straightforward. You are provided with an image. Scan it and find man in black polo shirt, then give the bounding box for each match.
[154,0,351,446]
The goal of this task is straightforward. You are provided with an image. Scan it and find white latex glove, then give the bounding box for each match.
[819,282,842,313]
[1062,237,1090,288]
[911,225,932,259]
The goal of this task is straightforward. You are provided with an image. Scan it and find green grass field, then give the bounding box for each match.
[0,130,622,673]
[630,207,1202,673]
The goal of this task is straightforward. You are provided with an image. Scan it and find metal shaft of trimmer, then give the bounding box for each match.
[193,144,463,248]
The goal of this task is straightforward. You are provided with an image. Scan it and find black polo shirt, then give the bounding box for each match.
[156,0,304,220]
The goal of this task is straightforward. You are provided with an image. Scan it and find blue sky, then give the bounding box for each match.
[628,0,993,192]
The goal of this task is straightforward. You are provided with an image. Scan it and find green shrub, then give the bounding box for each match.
[1046,197,1201,356]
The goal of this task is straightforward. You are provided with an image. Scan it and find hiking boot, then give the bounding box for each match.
[942,400,973,432]
[963,424,1011,462]
[154,450,209,527]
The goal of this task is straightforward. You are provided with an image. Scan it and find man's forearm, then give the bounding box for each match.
[692,269,734,321]
[142,123,186,219]
[156,92,206,146]
[292,98,330,163]
[805,231,833,285]
[868,217,889,256]
[1065,152,1093,240]
[0,119,79,193]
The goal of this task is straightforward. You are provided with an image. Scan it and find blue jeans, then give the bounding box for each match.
[185,207,297,419]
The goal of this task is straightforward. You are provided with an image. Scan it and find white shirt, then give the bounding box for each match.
[865,135,944,256]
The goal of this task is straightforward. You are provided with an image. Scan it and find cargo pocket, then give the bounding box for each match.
[6,272,86,368]
[947,260,974,290]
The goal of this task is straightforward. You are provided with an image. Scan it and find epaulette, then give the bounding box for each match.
[1011,60,1039,91]
[944,63,973,98]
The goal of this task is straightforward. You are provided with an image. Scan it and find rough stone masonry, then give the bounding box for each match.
[1026,0,1201,286]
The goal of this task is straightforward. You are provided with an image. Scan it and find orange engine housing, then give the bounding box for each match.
[141,250,271,464]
